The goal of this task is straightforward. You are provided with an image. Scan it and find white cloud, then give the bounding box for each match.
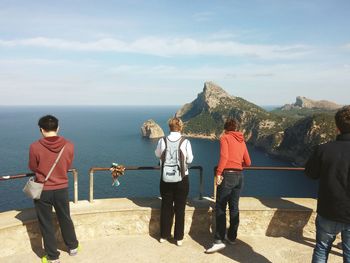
[0,37,313,59]
[1,56,349,105]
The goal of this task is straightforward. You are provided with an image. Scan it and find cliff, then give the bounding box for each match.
[176,81,275,140]
[177,82,337,164]
[141,119,164,139]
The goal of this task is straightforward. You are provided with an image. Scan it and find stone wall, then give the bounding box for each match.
[0,197,320,258]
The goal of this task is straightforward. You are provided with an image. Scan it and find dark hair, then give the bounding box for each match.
[335,106,350,134]
[38,115,59,132]
[224,118,238,131]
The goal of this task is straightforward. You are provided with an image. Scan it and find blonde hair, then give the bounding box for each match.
[168,117,183,132]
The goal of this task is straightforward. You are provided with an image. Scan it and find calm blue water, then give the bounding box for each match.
[0,106,317,212]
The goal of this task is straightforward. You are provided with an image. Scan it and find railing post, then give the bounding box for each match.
[89,169,94,203]
[213,167,217,201]
[72,169,78,203]
[199,166,203,200]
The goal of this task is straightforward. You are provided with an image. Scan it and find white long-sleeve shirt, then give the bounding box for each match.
[155,132,194,175]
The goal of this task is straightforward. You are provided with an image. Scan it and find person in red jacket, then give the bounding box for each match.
[206,118,251,254]
[29,115,79,263]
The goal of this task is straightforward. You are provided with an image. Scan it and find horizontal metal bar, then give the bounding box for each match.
[0,168,77,180]
[0,173,34,180]
[89,166,204,174]
[244,166,305,171]
[0,169,79,203]
[88,165,204,202]
[212,166,305,200]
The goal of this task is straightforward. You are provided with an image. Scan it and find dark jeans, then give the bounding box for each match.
[214,171,243,243]
[160,176,189,241]
[34,188,78,260]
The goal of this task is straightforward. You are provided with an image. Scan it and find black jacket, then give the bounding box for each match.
[305,133,350,223]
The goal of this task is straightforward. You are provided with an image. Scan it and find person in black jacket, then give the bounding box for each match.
[305,105,350,263]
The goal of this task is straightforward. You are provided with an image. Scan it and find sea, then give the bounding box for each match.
[0,106,318,212]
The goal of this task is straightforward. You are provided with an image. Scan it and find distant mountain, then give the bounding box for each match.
[280,96,342,111]
[177,82,337,164]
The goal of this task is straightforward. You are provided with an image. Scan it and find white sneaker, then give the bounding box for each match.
[69,244,81,256]
[205,243,226,254]
[176,240,183,246]
[159,238,167,243]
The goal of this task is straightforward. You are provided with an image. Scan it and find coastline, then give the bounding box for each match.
[183,132,218,140]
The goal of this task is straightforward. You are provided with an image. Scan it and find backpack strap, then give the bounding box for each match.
[178,137,187,178]
[160,136,167,164]
[178,136,186,147]
[160,136,167,180]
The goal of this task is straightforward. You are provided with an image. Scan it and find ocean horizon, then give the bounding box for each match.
[0,106,316,212]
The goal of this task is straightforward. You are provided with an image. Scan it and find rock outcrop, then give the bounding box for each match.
[176,81,275,140]
[141,120,164,139]
[177,81,338,164]
[281,96,342,110]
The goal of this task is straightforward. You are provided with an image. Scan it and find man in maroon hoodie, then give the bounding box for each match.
[29,115,79,263]
[206,118,251,254]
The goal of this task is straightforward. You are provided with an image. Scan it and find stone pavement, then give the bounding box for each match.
[3,234,343,263]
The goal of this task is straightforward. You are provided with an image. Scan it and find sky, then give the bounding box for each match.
[0,0,349,106]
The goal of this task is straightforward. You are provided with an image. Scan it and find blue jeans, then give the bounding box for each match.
[312,214,350,263]
[214,171,243,243]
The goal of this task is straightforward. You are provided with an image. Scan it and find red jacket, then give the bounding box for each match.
[216,131,251,175]
[28,136,74,190]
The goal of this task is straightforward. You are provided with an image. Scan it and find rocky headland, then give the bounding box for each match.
[176,81,338,164]
[141,119,164,139]
[280,96,342,111]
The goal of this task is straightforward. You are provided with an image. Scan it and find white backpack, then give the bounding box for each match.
[161,136,186,183]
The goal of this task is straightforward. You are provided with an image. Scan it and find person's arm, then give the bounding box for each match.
[28,144,38,172]
[155,138,165,158]
[185,140,193,164]
[67,143,74,170]
[216,136,229,176]
[242,143,251,167]
[305,146,321,179]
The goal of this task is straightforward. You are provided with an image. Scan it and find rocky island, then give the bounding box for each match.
[141,119,164,139]
[176,81,338,164]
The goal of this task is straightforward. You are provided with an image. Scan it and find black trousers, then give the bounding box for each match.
[214,171,243,242]
[34,188,78,260]
[160,176,189,241]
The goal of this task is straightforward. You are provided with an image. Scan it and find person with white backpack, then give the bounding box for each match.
[155,117,193,246]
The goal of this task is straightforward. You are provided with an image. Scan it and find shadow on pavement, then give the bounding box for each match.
[188,198,272,263]
[259,198,342,258]
[128,197,161,241]
[15,208,69,258]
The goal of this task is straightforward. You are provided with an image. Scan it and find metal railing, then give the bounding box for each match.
[212,166,305,200]
[0,169,79,203]
[0,165,306,204]
[88,165,203,202]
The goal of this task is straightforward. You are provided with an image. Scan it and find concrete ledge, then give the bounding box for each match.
[0,197,318,258]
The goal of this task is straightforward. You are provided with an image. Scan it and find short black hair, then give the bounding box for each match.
[224,118,238,131]
[38,115,59,132]
[335,106,350,134]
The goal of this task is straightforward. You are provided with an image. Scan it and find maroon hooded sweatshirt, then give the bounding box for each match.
[216,131,251,176]
[28,136,74,190]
